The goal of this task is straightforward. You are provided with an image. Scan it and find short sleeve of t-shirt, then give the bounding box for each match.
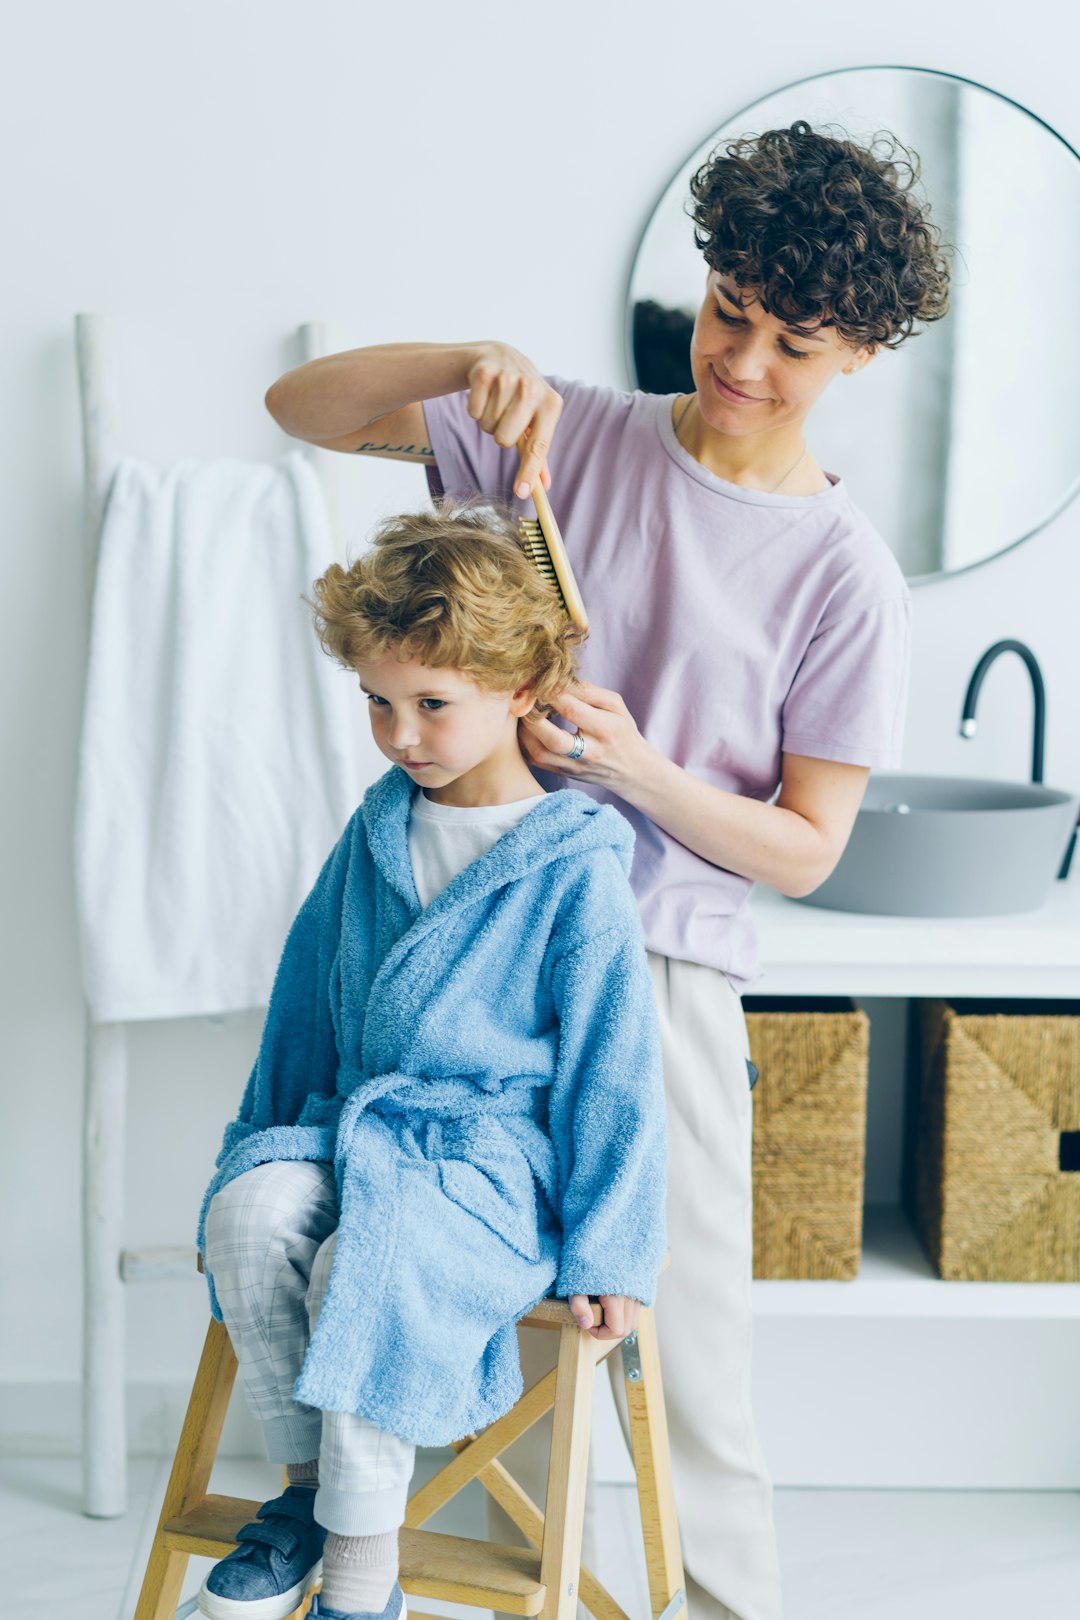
[423,394,521,506]
[781,598,911,768]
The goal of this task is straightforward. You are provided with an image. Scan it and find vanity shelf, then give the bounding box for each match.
[753,1204,1080,1320]
[749,876,1080,999]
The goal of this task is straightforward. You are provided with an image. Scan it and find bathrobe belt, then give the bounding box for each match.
[299,1070,557,1211]
[295,1070,551,1160]
[306,1068,549,1121]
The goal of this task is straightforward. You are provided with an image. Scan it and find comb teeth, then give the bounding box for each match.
[518,518,567,610]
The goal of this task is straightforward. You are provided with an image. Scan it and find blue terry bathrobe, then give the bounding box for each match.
[198,764,666,1446]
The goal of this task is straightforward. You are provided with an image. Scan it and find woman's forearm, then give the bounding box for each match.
[264,341,481,442]
[621,746,832,898]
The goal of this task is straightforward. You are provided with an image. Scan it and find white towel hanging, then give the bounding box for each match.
[75,449,357,1022]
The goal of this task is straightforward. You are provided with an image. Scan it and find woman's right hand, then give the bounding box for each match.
[465,343,563,499]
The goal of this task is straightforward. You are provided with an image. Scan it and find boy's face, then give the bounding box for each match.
[690,271,873,437]
[356,651,535,797]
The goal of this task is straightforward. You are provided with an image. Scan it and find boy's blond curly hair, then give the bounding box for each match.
[309,500,583,713]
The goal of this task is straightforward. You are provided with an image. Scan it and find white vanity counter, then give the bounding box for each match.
[749,876,1080,998]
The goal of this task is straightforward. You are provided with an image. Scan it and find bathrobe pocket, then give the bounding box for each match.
[434,1120,543,1263]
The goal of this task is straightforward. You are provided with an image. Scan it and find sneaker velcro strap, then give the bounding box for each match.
[257,1489,315,1526]
[236,1519,301,1557]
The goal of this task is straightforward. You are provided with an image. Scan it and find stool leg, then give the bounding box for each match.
[622,1310,685,1620]
[538,1324,596,1620]
[133,1319,238,1620]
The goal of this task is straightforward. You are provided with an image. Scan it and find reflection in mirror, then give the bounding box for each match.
[628,68,1080,582]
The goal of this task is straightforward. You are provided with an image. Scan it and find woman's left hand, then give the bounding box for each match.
[519,680,651,789]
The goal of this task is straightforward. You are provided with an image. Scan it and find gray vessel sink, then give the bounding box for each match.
[797,772,1079,917]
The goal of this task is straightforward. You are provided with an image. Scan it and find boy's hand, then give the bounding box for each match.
[568,1294,641,1340]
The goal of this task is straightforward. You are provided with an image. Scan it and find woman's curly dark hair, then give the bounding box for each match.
[689,121,951,349]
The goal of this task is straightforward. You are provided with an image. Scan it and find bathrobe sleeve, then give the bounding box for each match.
[547,917,667,1306]
[217,821,354,1152]
[196,818,363,1320]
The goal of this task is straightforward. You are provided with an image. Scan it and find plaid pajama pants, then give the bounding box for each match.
[204,1159,415,1535]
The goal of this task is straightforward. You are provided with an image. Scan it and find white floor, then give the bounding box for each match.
[5,1452,1079,1620]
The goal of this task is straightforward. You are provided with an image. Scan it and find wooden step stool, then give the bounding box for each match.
[133,1291,686,1620]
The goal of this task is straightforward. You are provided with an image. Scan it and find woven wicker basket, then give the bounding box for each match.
[906,998,1080,1281]
[746,997,870,1279]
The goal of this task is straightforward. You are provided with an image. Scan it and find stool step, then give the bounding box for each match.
[162,1494,262,1559]
[161,1497,546,1616]
[400,1526,545,1615]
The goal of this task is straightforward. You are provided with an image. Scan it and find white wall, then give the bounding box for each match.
[4,1,1080,1445]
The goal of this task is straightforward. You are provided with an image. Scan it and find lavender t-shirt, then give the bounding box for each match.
[424,377,911,990]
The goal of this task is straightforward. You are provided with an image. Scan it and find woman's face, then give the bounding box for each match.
[689,271,873,437]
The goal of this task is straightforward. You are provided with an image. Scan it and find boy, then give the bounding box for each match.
[197,501,667,1620]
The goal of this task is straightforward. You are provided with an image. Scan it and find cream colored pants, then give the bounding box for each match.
[490,952,783,1620]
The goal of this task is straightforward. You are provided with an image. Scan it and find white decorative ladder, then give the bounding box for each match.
[74,315,331,1517]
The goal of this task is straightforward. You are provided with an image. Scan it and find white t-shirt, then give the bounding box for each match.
[407,790,545,908]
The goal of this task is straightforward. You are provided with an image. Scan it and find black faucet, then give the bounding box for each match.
[960,639,1075,879]
[960,639,1045,783]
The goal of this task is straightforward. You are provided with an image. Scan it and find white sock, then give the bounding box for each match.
[320,1528,399,1614]
[286,1458,319,1490]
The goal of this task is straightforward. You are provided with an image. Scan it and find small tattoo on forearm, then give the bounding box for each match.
[354,440,433,457]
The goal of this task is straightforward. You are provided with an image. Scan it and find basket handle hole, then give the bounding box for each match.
[1060,1132,1080,1172]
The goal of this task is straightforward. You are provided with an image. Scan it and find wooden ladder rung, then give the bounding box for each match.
[399,1526,546,1615]
[162,1493,262,1558]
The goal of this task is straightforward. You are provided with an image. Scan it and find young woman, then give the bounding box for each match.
[264,121,950,1620]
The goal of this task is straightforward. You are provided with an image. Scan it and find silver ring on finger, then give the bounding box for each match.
[566,731,586,761]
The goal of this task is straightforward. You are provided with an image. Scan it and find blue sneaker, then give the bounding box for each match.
[197,1486,326,1619]
[310,1582,407,1620]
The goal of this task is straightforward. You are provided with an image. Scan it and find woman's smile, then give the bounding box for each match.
[709,365,770,405]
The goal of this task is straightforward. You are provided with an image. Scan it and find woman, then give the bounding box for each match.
[265,122,950,1620]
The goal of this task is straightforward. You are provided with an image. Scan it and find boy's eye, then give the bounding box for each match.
[714,304,739,326]
[365,693,444,710]
[779,342,811,362]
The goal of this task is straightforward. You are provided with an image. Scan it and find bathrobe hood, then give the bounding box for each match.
[199,766,666,1446]
[365,758,635,902]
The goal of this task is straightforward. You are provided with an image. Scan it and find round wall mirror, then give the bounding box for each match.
[626,67,1080,583]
